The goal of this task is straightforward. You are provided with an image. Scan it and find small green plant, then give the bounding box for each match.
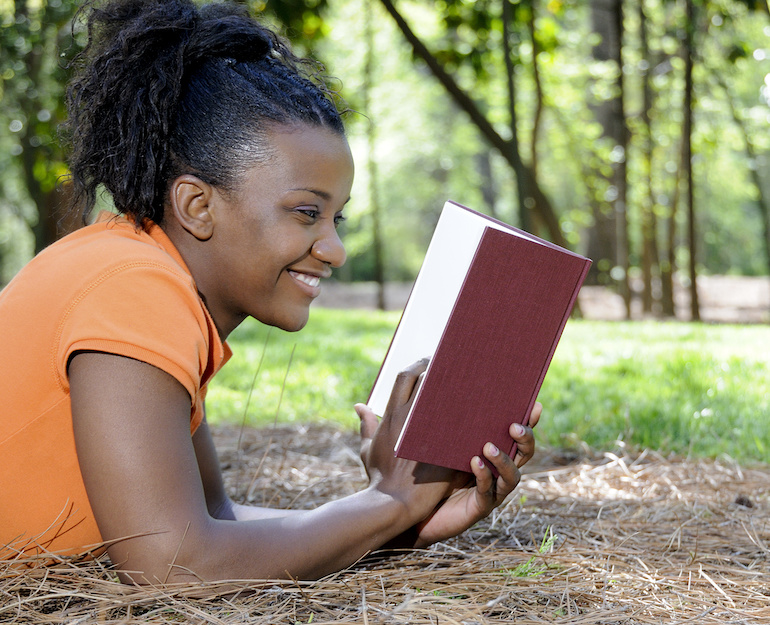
[504,527,558,578]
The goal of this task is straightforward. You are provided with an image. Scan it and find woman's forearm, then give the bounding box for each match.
[227,501,301,521]
[120,486,412,584]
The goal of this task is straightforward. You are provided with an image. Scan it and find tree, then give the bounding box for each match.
[585,0,630,314]
[682,0,700,321]
[3,0,770,304]
[362,0,387,309]
[377,0,568,247]
[637,0,662,315]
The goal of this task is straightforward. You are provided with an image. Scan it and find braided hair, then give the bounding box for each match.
[65,0,345,226]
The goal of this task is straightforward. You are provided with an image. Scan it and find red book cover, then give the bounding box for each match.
[368,201,591,473]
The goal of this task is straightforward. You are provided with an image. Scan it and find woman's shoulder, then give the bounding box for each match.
[1,212,199,325]
[52,212,189,276]
[6,212,192,297]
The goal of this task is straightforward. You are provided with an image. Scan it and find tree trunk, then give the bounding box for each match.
[377,0,567,248]
[638,0,661,315]
[716,74,770,310]
[586,0,629,318]
[683,0,700,321]
[526,0,544,181]
[476,150,499,220]
[12,0,79,252]
[660,157,681,317]
[15,0,49,253]
[502,0,531,232]
[364,0,386,310]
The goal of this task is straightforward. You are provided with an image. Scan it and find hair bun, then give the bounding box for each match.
[184,11,273,67]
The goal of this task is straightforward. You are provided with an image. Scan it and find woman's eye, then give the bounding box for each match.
[334,214,346,227]
[298,208,319,219]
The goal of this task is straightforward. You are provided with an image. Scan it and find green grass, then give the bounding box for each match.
[206,309,770,463]
[206,308,398,431]
[539,321,770,461]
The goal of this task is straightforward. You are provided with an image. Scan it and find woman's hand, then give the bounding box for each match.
[357,359,457,522]
[409,402,541,547]
[361,396,542,551]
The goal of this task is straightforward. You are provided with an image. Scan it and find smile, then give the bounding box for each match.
[288,271,320,288]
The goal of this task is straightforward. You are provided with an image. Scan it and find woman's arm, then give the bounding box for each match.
[191,417,298,521]
[68,352,451,584]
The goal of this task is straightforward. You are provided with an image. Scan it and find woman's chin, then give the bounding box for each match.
[271,312,311,333]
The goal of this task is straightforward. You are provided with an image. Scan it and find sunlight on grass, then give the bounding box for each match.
[538,321,770,461]
[206,309,770,463]
[207,309,400,430]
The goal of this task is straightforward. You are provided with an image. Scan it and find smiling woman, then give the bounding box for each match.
[169,125,354,336]
[0,0,539,585]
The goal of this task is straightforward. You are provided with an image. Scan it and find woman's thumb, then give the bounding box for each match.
[355,403,379,440]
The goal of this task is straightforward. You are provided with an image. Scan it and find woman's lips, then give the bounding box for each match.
[289,270,322,296]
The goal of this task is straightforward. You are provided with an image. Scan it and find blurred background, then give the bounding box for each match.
[1,0,769,322]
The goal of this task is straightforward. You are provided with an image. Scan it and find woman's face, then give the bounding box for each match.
[197,123,354,337]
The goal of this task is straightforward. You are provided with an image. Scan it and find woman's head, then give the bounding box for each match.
[65,0,345,226]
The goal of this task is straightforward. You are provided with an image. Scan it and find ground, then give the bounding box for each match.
[5,425,770,624]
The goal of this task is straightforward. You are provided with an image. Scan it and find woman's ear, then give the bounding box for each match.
[168,175,216,241]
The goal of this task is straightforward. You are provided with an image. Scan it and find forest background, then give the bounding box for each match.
[2,0,770,322]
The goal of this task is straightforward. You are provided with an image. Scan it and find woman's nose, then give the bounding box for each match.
[311,229,347,268]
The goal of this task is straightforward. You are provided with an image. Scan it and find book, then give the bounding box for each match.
[367,200,592,473]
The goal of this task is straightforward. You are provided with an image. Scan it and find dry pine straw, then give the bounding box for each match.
[3,424,770,624]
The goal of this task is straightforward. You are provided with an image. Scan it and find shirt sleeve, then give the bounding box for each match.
[55,261,213,409]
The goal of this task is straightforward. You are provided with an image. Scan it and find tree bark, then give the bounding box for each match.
[502,0,531,232]
[364,0,386,310]
[526,0,544,181]
[476,151,499,220]
[12,0,79,252]
[660,155,681,317]
[683,0,700,321]
[586,0,629,317]
[638,0,661,315]
[716,74,770,304]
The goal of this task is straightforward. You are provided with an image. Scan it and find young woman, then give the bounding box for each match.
[0,0,541,584]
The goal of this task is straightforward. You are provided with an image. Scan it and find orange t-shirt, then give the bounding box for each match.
[0,213,231,560]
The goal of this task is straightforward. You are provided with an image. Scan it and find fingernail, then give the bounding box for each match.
[512,424,525,437]
[476,456,485,468]
[487,443,499,457]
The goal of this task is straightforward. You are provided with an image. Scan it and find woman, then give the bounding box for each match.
[0,0,540,584]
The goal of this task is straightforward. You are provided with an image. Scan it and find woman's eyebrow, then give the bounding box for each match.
[290,187,331,200]
[289,189,352,205]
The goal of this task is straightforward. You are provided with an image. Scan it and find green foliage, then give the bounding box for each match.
[1,0,770,289]
[0,0,79,272]
[207,309,770,464]
[248,0,332,49]
[502,526,559,578]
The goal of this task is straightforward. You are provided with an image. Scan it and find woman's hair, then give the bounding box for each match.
[65,0,345,226]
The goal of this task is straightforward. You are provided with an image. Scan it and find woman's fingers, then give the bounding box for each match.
[484,443,522,502]
[528,401,543,429]
[384,358,429,415]
[467,443,522,512]
[355,403,379,441]
[509,402,541,467]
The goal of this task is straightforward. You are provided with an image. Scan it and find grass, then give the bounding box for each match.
[541,320,770,461]
[206,308,770,463]
[207,308,396,430]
